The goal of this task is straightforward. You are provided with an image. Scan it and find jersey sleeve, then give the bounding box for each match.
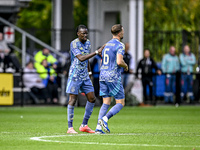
[117,44,125,56]
[87,40,91,52]
[71,41,82,56]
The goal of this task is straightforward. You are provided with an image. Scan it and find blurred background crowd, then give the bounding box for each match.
[1,0,200,106]
[1,30,199,106]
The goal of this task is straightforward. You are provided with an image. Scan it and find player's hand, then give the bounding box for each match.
[97,44,106,55]
[124,64,128,72]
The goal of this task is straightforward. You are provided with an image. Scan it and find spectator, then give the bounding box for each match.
[122,43,134,88]
[23,61,50,104]
[0,32,10,72]
[136,49,161,103]
[34,47,58,71]
[162,46,180,103]
[179,45,196,103]
[91,47,102,98]
[56,50,70,87]
[0,32,21,72]
[37,59,58,103]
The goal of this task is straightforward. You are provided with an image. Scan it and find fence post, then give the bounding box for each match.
[182,30,187,51]
[22,34,26,68]
[20,68,24,107]
[21,34,26,107]
[175,71,181,105]
[59,74,67,105]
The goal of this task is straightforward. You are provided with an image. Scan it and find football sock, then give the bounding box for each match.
[102,116,108,122]
[67,105,74,128]
[105,103,123,121]
[82,101,95,125]
[96,103,110,130]
[96,124,102,130]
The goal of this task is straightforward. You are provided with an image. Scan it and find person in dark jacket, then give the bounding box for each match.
[136,49,161,103]
[91,52,102,98]
[122,43,134,88]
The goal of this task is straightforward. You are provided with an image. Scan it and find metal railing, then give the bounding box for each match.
[0,16,67,67]
[0,16,68,106]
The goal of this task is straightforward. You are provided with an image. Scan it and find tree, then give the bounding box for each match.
[144,0,200,31]
[16,0,52,46]
[73,0,88,28]
[144,0,200,62]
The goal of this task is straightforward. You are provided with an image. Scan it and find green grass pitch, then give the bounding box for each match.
[0,106,200,150]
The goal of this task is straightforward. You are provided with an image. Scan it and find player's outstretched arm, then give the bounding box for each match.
[76,45,105,62]
[117,54,128,71]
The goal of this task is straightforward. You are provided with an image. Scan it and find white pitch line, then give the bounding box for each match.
[2,132,199,137]
[30,134,200,148]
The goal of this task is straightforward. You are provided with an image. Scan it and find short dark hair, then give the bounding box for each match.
[144,49,151,55]
[76,24,87,33]
[144,48,150,51]
[111,24,123,36]
[26,60,33,66]
[43,47,49,50]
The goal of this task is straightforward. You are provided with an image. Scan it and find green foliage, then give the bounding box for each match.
[14,0,200,62]
[144,0,200,31]
[15,0,88,48]
[144,0,200,62]
[73,0,88,28]
[16,0,52,46]
[17,0,52,29]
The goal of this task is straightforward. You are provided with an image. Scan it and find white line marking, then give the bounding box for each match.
[1,132,199,136]
[30,134,200,148]
[1,132,11,133]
